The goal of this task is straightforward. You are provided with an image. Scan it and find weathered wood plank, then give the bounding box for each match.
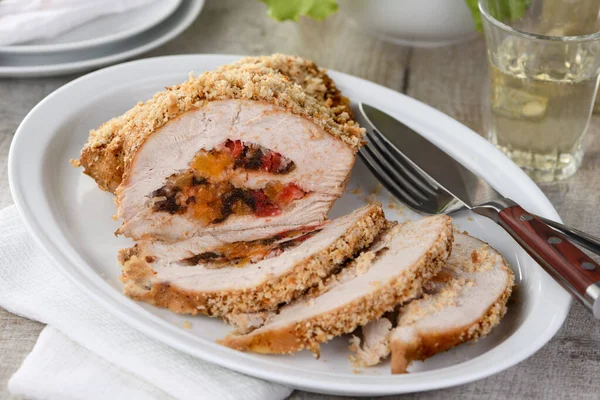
[1,0,599,399]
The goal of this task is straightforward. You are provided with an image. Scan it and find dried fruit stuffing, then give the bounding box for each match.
[150,140,307,224]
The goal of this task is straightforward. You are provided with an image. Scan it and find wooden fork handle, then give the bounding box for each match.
[498,205,600,318]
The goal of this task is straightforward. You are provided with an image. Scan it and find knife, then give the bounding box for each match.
[359,102,600,318]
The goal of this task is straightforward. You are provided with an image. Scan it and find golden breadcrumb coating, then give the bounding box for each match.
[220,54,353,123]
[120,204,388,316]
[390,239,515,374]
[219,216,453,356]
[76,54,364,193]
[390,276,513,374]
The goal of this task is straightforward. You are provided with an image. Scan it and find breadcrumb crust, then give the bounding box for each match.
[120,204,388,316]
[219,216,454,356]
[390,257,515,374]
[77,54,364,193]
[219,54,354,124]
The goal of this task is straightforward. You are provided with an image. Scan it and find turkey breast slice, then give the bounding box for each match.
[219,214,453,356]
[128,221,325,265]
[115,99,355,242]
[75,54,363,194]
[390,232,515,374]
[120,203,388,316]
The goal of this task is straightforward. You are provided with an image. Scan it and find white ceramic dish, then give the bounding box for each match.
[0,0,203,78]
[8,55,571,396]
[340,0,477,48]
[0,0,182,54]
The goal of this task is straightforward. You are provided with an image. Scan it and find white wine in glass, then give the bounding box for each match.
[481,0,600,182]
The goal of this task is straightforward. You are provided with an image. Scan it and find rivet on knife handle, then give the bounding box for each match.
[498,205,600,318]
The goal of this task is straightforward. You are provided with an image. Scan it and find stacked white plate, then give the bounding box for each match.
[0,0,204,78]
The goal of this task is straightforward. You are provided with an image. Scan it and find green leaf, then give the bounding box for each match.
[464,0,531,32]
[261,0,338,22]
[465,0,483,31]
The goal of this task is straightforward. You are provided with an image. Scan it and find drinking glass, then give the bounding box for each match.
[480,0,600,182]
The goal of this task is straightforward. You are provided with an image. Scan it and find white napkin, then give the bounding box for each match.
[0,0,158,46]
[0,205,293,400]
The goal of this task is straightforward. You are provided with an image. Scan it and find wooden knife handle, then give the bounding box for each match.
[499,205,600,314]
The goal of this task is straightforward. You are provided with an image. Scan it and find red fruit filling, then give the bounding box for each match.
[150,140,308,225]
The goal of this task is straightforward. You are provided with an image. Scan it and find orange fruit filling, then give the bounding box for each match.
[151,140,306,225]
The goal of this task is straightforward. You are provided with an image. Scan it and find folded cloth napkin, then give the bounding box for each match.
[0,0,158,46]
[0,205,293,400]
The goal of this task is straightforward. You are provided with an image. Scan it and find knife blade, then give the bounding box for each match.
[357,102,600,319]
[359,103,503,211]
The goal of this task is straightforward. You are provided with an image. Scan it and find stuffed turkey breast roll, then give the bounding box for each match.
[75,55,364,242]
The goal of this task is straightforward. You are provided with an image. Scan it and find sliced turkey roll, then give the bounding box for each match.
[75,55,363,242]
[220,214,453,356]
[389,232,515,374]
[119,204,388,316]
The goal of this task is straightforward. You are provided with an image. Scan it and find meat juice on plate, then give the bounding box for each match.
[487,38,600,182]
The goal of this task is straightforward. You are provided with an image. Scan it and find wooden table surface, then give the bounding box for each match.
[1,1,599,399]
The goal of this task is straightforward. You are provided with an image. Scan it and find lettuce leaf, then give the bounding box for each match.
[261,0,338,22]
[465,0,532,31]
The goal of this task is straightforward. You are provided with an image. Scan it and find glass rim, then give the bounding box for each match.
[478,0,600,43]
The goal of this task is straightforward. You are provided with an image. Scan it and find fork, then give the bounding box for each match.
[358,126,600,256]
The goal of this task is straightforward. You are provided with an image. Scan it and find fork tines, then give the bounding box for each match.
[358,128,457,215]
